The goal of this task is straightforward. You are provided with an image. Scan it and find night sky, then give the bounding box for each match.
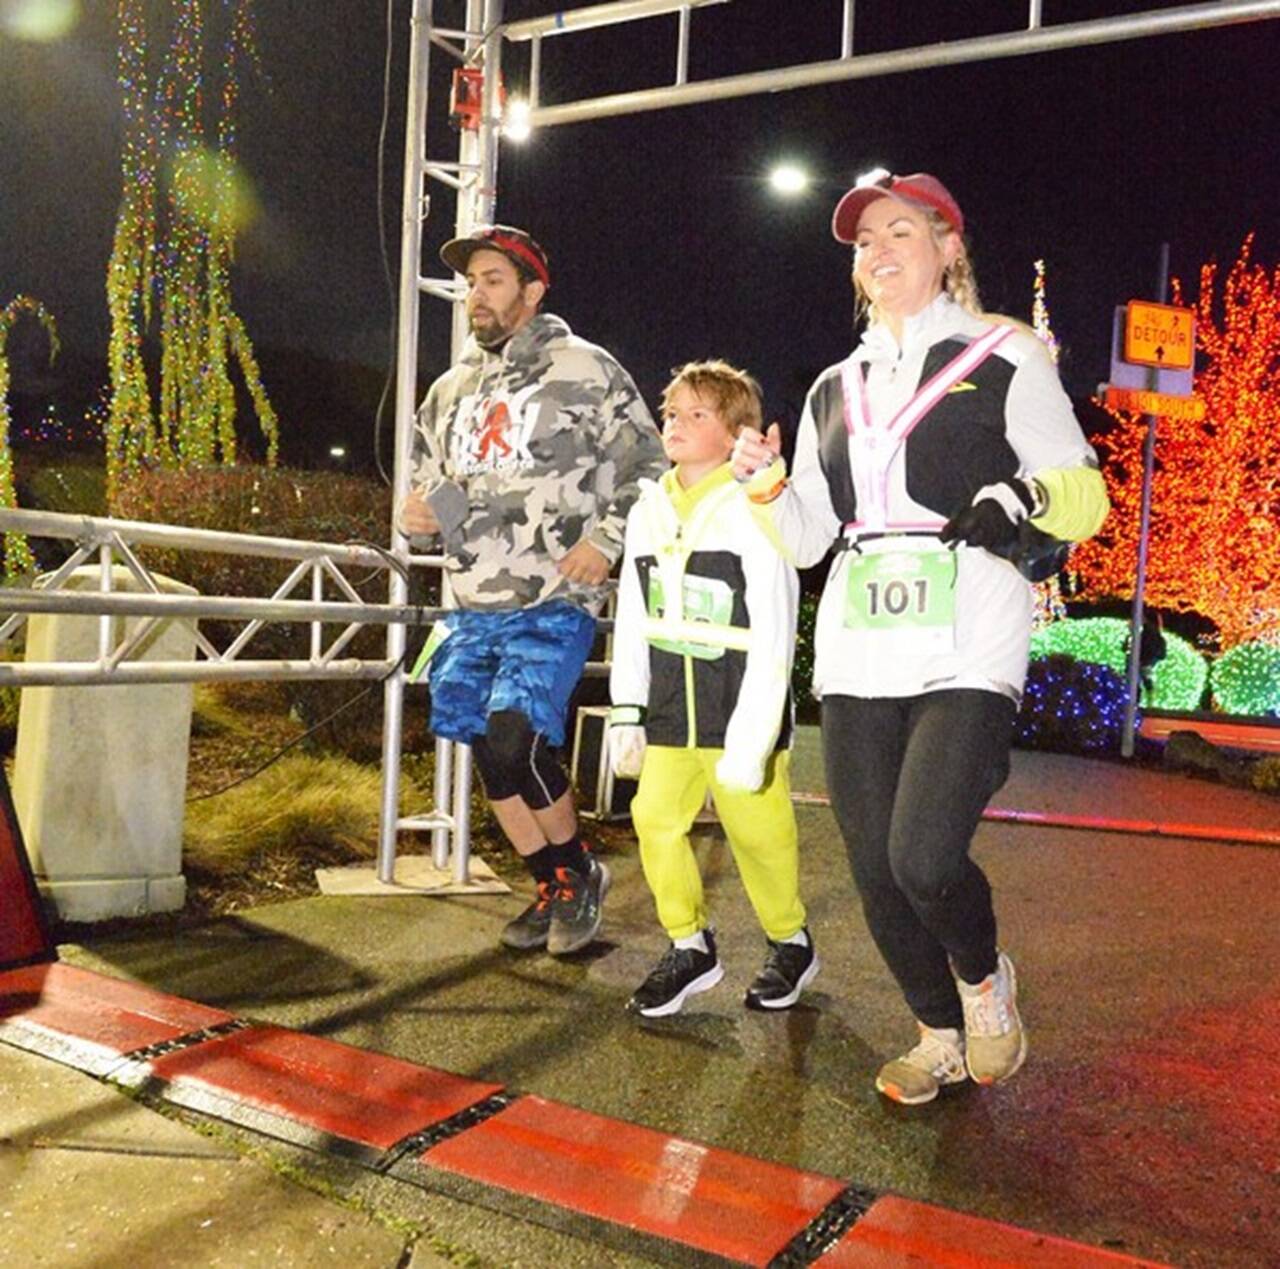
[2,0,1279,464]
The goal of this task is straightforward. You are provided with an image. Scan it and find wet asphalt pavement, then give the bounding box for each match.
[35,739,1280,1267]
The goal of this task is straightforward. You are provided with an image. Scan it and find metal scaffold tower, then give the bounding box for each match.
[379,0,506,888]
[384,0,1280,884]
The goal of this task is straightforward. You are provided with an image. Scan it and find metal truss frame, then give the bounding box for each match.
[0,507,439,686]
[388,0,1280,886]
[502,0,1280,128]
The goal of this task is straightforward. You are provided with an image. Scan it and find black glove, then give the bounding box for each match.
[939,480,1036,551]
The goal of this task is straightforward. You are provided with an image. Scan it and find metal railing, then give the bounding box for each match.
[0,507,477,874]
[0,507,441,686]
[0,504,611,885]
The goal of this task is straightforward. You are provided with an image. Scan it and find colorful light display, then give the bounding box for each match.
[1028,260,1069,621]
[1029,616,1209,711]
[1070,237,1280,651]
[106,0,276,500]
[0,295,59,575]
[1209,641,1280,717]
[1016,654,1129,753]
[1031,258,1061,365]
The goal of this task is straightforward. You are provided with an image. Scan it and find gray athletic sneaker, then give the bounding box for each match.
[500,879,559,950]
[547,857,610,955]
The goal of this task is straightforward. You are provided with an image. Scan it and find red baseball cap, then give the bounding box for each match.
[832,172,965,242]
[440,224,551,288]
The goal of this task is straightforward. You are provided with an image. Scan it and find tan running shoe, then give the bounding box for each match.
[957,950,1028,1084]
[875,1024,967,1105]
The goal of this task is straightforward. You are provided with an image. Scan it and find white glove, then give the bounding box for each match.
[608,724,647,780]
[715,751,765,794]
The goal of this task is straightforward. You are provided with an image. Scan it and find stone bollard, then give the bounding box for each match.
[12,565,198,921]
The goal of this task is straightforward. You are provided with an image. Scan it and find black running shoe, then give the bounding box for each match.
[744,930,819,1010]
[547,857,611,955]
[500,880,558,951]
[627,931,724,1018]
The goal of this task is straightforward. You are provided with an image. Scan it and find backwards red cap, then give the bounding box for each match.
[832,172,965,242]
[440,225,551,288]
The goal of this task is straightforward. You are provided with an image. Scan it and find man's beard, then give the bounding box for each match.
[469,300,521,347]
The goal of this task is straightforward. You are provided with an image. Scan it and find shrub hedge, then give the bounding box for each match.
[1015,654,1129,754]
[1209,641,1280,717]
[1029,616,1208,711]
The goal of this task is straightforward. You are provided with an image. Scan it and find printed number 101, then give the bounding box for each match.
[865,578,929,617]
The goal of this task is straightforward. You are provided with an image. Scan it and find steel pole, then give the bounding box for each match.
[378,0,435,883]
[1121,242,1171,758]
[428,0,503,876]
[515,1,1280,127]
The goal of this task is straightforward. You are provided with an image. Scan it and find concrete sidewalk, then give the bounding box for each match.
[4,737,1279,1267]
[0,1042,432,1267]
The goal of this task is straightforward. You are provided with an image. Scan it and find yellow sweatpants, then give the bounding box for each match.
[629,745,805,942]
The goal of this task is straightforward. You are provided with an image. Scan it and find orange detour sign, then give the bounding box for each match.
[1104,386,1206,420]
[1124,300,1195,370]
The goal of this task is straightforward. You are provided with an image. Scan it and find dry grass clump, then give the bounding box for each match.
[184,751,425,875]
[190,683,258,738]
[1251,755,1280,795]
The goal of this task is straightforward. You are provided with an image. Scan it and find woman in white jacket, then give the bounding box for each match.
[733,170,1109,1104]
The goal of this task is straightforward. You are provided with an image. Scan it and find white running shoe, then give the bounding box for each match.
[875,1024,968,1105]
[956,950,1028,1084]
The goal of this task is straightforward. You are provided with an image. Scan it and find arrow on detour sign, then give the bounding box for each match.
[1124,299,1195,370]
[1105,385,1206,420]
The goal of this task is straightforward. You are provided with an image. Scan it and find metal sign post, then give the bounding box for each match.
[1120,243,1170,759]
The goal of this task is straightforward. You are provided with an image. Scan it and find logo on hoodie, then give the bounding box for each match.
[452,384,540,475]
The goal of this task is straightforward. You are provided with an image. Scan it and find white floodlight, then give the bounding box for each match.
[329,445,347,459]
[503,99,533,143]
[768,163,809,196]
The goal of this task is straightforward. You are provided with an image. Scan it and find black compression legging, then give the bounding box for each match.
[822,690,1015,1030]
[471,709,569,810]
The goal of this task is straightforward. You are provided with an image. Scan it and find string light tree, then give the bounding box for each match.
[106,0,277,501]
[1015,261,1145,754]
[1029,259,1067,629]
[0,296,59,577]
[1069,236,1280,701]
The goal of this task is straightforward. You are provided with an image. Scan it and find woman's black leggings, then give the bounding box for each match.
[822,689,1015,1031]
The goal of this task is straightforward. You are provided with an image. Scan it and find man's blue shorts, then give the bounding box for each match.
[426,601,597,747]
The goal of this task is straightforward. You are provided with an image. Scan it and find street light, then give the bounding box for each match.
[503,99,533,144]
[768,163,809,196]
[1,0,79,41]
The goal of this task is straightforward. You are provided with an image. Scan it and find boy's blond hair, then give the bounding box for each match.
[660,360,763,437]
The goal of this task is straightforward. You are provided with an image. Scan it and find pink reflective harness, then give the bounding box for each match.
[839,324,1013,535]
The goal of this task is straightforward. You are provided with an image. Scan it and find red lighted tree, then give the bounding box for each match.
[1071,235,1280,649]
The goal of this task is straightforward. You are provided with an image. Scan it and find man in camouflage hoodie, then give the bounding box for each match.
[400,226,665,956]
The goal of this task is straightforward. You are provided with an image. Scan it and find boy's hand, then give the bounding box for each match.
[399,489,440,536]
[715,751,764,793]
[557,540,610,585]
[608,725,647,779]
[731,422,782,482]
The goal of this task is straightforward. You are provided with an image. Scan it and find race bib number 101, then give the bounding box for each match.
[844,547,957,654]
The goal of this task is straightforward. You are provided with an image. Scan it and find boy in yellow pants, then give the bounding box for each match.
[609,361,818,1017]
